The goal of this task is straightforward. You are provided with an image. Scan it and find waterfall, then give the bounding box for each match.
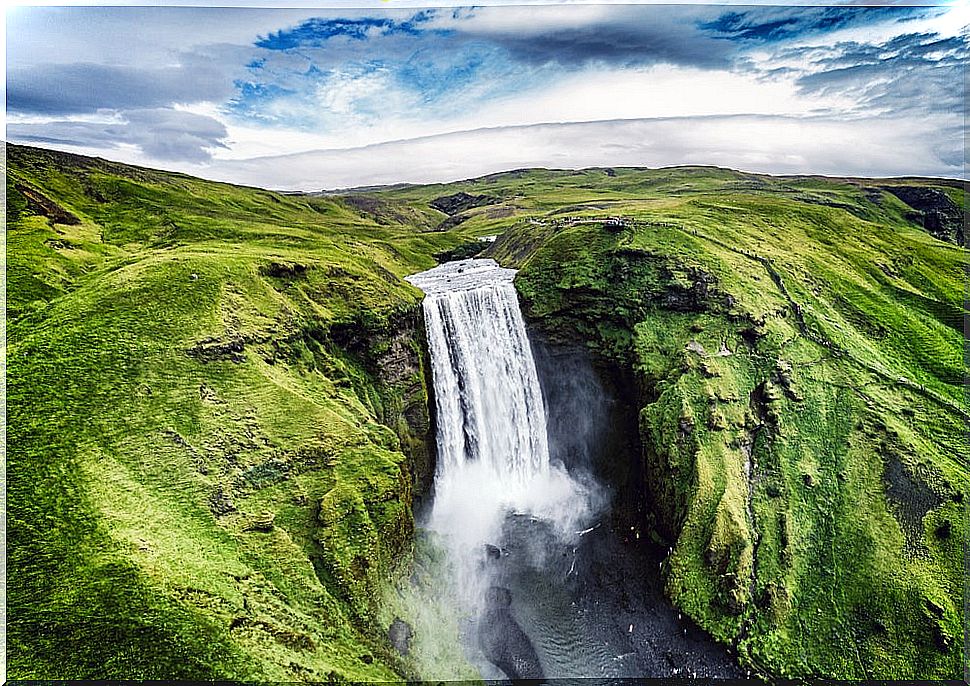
[406,259,593,611]
[408,259,550,484]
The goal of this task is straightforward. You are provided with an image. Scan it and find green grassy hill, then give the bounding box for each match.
[436,167,967,679]
[7,145,967,680]
[6,144,471,680]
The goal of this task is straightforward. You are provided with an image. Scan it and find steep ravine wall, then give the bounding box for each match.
[314,302,443,676]
[330,305,438,509]
[486,216,965,680]
[529,332,649,540]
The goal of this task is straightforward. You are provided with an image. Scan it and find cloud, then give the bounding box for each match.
[7,4,967,182]
[225,12,534,131]
[440,6,737,69]
[222,6,741,133]
[7,53,239,115]
[195,115,962,191]
[8,109,229,162]
[698,6,921,42]
[222,5,958,138]
[474,23,731,69]
[792,31,968,117]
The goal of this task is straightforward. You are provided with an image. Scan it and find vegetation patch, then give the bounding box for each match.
[6,143,470,681]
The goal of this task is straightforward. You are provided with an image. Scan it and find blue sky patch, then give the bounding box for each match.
[699,7,925,43]
[255,12,443,51]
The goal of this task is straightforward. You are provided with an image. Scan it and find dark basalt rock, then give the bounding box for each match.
[209,485,237,516]
[434,213,471,231]
[882,453,942,554]
[388,617,413,655]
[883,185,964,246]
[478,586,544,682]
[429,191,498,215]
[261,261,308,279]
[187,335,246,363]
[15,183,81,225]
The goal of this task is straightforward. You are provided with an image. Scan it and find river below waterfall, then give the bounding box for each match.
[406,259,739,682]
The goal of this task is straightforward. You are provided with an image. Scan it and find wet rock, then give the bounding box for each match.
[388,617,413,655]
[478,586,544,681]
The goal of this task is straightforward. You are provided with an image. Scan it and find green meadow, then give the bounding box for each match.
[7,145,966,680]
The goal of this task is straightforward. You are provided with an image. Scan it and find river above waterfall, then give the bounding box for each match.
[406,258,739,682]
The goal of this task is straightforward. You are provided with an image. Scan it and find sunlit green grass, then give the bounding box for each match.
[7,144,469,680]
[8,144,965,680]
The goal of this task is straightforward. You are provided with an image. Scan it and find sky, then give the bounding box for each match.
[6,1,969,189]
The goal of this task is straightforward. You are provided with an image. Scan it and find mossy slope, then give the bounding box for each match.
[469,167,966,679]
[6,144,468,680]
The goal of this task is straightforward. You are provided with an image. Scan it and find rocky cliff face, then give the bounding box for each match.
[882,185,965,246]
[331,306,437,510]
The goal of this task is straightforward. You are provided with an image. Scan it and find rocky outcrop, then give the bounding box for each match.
[883,185,964,246]
[330,307,437,503]
[387,618,413,655]
[14,183,81,225]
[429,191,498,215]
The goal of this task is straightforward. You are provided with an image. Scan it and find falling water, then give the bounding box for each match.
[406,259,592,611]
[410,259,549,485]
